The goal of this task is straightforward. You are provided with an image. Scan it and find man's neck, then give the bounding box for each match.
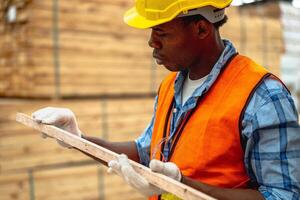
[188,42,225,80]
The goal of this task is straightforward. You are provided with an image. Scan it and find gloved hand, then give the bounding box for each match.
[32,107,82,148]
[107,154,181,197]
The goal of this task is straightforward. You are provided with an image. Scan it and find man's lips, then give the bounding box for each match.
[153,50,166,65]
[153,54,164,65]
[152,53,164,60]
[153,51,166,60]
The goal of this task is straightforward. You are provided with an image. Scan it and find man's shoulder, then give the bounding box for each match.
[256,76,290,100]
[245,75,294,117]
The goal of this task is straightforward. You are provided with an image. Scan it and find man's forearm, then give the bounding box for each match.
[79,135,140,165]
[182,176,264,200]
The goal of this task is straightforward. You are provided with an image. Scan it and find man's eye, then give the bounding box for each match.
[157,32,167,37]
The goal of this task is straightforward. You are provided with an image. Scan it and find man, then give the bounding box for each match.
[32,0,300,199]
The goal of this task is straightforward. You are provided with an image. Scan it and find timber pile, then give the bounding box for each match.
[221,3,283,76]
[0,98,154,200]
[0,165,145,200]
[0,0,168,98]
[0,0,32,97]
[0,0,282,98]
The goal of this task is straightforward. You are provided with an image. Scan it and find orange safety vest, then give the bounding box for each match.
[149,54,270,200]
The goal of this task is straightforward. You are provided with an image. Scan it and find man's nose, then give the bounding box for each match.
[148,33,162,49]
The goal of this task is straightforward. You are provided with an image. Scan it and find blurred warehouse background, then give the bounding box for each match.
[0,0,299,199]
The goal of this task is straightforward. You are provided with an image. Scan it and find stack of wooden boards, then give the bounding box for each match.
[0,0,168,98]
[0,98,155,200]
[0,0,282,98]
[221,2,283,76]
[0,0,32,97]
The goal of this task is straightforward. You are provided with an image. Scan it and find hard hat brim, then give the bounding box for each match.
[124,7,170,29]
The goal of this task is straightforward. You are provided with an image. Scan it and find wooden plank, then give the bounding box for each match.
[16,113,216,200]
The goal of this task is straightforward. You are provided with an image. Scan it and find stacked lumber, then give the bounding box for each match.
[0,0,32,97]
[0,0,168,98]
[32,165,144,200]
[0,98,154,171]
[221,3,283,76]
[0,98,154,200]
[0,173,30,200]
[0,165,144,200]
[0,0,283,98]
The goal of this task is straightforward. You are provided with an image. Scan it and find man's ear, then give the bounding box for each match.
[194,20,210,39]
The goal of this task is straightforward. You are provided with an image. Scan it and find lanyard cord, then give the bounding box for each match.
[160,97,202,161]
[160,98,174,161]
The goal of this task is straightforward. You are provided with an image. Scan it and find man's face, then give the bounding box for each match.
[149,18,202,72]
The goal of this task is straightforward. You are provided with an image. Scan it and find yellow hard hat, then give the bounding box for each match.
[124,0,233,29]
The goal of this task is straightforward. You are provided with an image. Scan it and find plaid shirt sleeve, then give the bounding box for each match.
[135,95,158,166]
[242,77,300,199]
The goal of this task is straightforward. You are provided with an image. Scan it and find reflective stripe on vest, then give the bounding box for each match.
[149,54,269,200]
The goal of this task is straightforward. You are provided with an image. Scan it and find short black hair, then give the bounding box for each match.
[180,14,228,29]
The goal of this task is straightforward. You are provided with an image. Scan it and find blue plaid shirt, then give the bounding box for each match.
[135,40,300,199]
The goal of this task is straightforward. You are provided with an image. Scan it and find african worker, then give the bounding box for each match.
[32,0,300,199]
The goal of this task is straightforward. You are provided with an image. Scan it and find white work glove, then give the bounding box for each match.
[108,154,181,197]
[32,107,82,148]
